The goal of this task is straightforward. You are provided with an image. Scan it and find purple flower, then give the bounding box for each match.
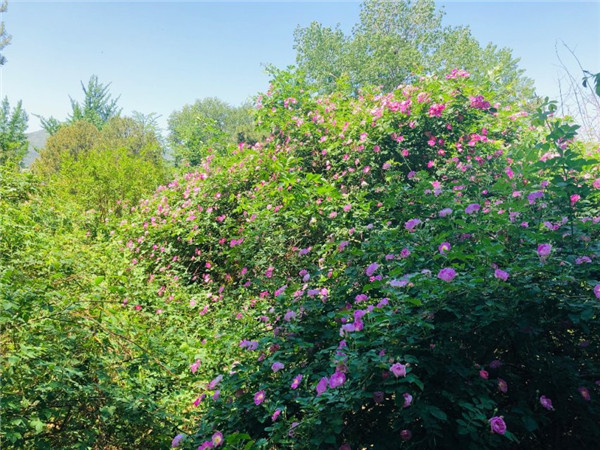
[405,218,421,231]
[439,208,453,217]
[316,377,328,396]
[528,190,544,205]
[291,374,303,389]
[254,390,266,405]
[390,363,407,378]
[494,269,509,281]
[372,391,384,403]
[438,268,457,282]
[365,262,380,277]
[208,374,223,390]
[400,248,411,258]
[438,242,451,254]
[489,416,507,435]
[171,433,186,448]
[190,359,201,374]
[403,392,413,408]
[198,441,213,450]
[465,203,480,214]
[594,285,600,299]
[575,256,592,264]
[212,431,224,447]
[498,378,508,393]
[339,444,352,450]
[539,395,554,410]
[271,362,284,372]
[284,310,296,322]
[329,371,346,388]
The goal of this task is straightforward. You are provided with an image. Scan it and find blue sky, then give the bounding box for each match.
[2,1,599,132]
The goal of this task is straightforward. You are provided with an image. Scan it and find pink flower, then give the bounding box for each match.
[208,374,223,390]
[291,374,303,389]
[365,262,380,277]
[479,369,489,379]
[316,377,328,396]
[540,395,554,410]
[390,363,407,378]
[438,242,451,254]
[403,393,413,408]
[498,378,508,393]
[254,390,266,405]
[438,268,457,282]
[212,431,224,447]
[593,178,600,189]
[494,269,509,281]
[272,409,282,421]
[594,285,600,299]
[198,441,213,450]
[400,430,412,441]
[190,359,201,374]
[489,416,507,435]
[271,362,284,372]
[400,248,411,258]
[570,194,580,205]
[329,371,346,388]
[578,387,591,401]
[343,204,352,212]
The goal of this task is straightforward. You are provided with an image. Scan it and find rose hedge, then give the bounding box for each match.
[113,69,600,449]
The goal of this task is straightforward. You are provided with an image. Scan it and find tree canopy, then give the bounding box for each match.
[294,0,534,102]
[0,97,28,166]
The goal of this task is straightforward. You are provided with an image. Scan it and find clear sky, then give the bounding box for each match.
[2,1,599,132]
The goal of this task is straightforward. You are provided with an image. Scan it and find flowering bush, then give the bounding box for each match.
[114,68,600,448]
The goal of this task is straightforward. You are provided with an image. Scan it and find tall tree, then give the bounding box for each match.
[0,1,11,66]
[294,0,534,101]
[39,76,122,134]
[0,97,28,166]
[168,97,258,166]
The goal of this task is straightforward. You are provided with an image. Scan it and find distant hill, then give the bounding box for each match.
[23,130,49,167]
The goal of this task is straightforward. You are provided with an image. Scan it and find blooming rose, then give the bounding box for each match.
[540,395,554,410]
[390,363,407,378]
[489,416,507,435]
[438,268,457,282]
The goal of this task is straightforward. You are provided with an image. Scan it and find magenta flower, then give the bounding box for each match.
[594,284,600,299]
[400,429,412,441]
[316,377,328,396]
[400,248,411,258]
[272,409,282,421]
[593,178,600,189]
[198,441,213,450]
[403,393,413,408]
[479,369,489,379]
[271,362,284,372]
[208,374,223,390]
[365,262,380,277]
[438,268,457,282]
[537,244,552,259]
[291,374,303,389]
[329,371,346,388]
[489,416,507,435]
[390,363,407,378]
[438,242,451,254]
[212,431,224,447]
[494,269,509,281]
[254,390,266,405]
[540,395,554,410]
[498,378,508,393]
[570,194,580,205]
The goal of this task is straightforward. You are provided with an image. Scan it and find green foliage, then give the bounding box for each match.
[168,97,260,166]
[294,0,534,102]
[38,75,122,135]
[0,97,28,166]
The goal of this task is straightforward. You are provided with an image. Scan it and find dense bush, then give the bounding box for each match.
[111,69,599,448]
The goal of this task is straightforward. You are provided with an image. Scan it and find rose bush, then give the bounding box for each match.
[113,68,600,448]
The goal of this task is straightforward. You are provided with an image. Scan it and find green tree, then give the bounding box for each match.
[294,0,534,101]
[167,97,258,166]
[0,1,11,66]
[0,97,28,166]
[39,75,122,134]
